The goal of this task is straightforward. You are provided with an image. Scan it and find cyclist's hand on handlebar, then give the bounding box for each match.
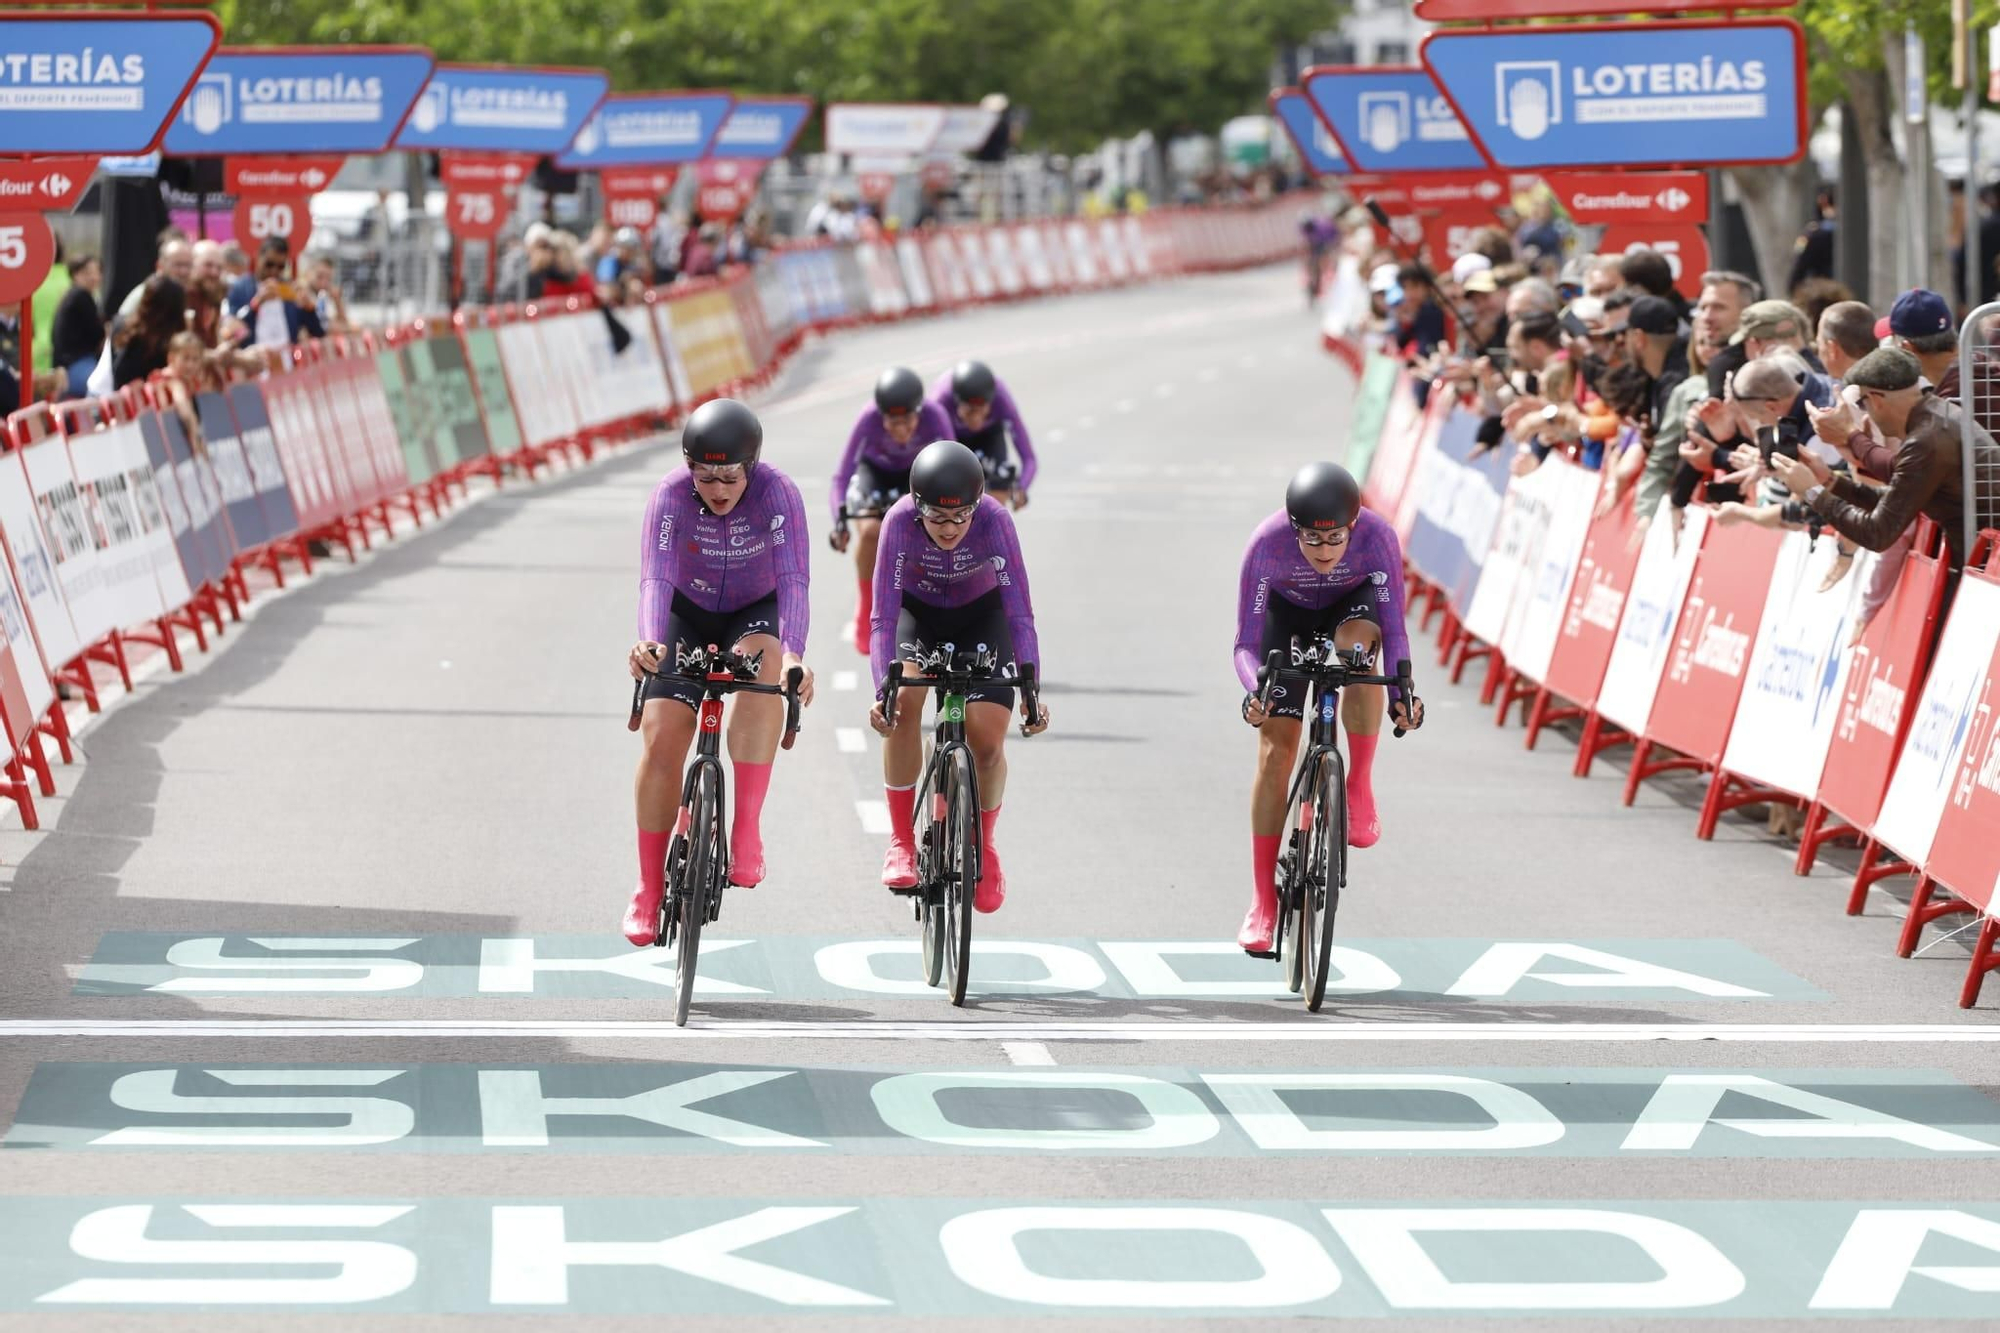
[782,653,815,707]
[1242,692,1271,728]
[1390,695,1425,733]
[628,641,665,681]
[829,524,851,554]
[868,698,895,736]
[1010,489,1029,512]
[1021,696,1050,736]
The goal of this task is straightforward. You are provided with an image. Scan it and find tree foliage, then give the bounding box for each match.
[211,0,1332,150]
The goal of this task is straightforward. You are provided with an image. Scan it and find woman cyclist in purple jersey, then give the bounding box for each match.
[829,366,957,657]
[867,441,1050,913]
[928,360,1037,510]
[623,399,815,945]
[1234,462,1424,955]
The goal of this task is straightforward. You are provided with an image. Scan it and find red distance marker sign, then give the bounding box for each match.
[233,196,310,252]
[448,187,509,241]
[602,167,677,233]
[227,156,345,196]
[694,159,760,223]
[441,153,534,192]
[1597,223,1711,300]
[1546,171,1709,224]
[0,214,56,305]
[0,158,96,213]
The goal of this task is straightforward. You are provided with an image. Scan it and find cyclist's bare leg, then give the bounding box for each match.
[628,697,697,942]
[850,515,884,652]
[878,674,930,887]
[1334,619,1386,846]
[967,700,1012,909]
[725,632,784,886]
[1243,715,1301,952]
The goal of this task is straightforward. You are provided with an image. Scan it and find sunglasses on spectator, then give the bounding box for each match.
[691,465,746,485]
[918,504,977,526]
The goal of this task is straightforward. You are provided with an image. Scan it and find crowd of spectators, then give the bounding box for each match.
[498,209,776,307]
[1350,203,2000,674]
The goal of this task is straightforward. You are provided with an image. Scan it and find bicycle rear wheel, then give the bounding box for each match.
[942,746,979,1007]
[1303,748,1347,1013]
[674,764,722,1027]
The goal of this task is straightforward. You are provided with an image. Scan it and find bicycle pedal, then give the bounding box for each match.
[1243,948,1278,961]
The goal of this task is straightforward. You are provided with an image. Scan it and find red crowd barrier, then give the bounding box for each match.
[1347,348,2000,1009]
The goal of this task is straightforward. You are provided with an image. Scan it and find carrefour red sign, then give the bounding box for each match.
[1546,171,1708,223]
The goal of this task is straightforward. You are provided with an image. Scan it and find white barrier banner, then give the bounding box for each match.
[925,233,972,305]
[986,229,1025,296]
[0,546,51,725]
[1871,573,2000,864]
[1014,225,1054,290]
[895,237,936,309]
[1719,531,1874,797]
[2,452,86,669]
[1597,506,1710,735]
[1123,215,1159,277]
[497,321,572,449]
[1040,221,1075,289]
[857,242,909,316]
[1063,221,1101,287]
[67,424,165,627]
[118,421,192,614]
[1098,219,1133,281]
[1463,467,1548,648]
[957,231,997,300]
[21,438,115,646]
[648,303,696,409]
[1499,458,1600,683]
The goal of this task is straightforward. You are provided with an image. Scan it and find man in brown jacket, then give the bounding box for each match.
[1770,346,2000,571]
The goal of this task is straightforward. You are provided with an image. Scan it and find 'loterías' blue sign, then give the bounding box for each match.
[1301,67,1484,174]
[394,65,609,154]
[1422,21,1806,169]
[556,91,735,169]
[163,48,436,156]
[1270,90,1347,176]
[711,97,814,162]
[0,14,221,154]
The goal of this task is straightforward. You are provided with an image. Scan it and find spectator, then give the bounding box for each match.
[1951,180,2000,309]
[803,191,860,242]
[1734,298,1821,369]
[1816,300,1878,380]
[0,302,19,372]
[595,226,645,302]
[1459,268,1508,356]
[1790,276,1854,332]
[1776,347,2000,575]
[1786,184,1837,296]
[1582,254,1623,300]
[227,238,325,348]
[31,234,65,377]
[682,222,723,279]
[1636,312,1727,526]
[1507,276,1559,321]
[1467,226,1513,266]
[50,254,106,398]
[1513,194,1566,270]
[1394,262,1447,359]
[220,243,251,286]
[543,232,593,299]
[1619,247,1689,319]
[303,253,350,334]
[111,276,186,389]
[118,234,194,320]
[1879,288,1958,396]
[186,238,231,348]
[1696,269,1762,397]
[1624,295,1691,434]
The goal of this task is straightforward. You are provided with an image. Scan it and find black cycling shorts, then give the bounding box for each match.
[892,588,1016,709]
[642,590,780,711]
[1259,588,1381,720]
[846,458,909,516]
[958,421,1018,490]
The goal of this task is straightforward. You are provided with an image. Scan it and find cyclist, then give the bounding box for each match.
[830,366,956,655]
[624,398,815,946]
[928,359,1037,510]
[1234,462,1424,955]
[867,440,1050,912]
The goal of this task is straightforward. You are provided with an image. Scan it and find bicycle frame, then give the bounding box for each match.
[912,679,981,894]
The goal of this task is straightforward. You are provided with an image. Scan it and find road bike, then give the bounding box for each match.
[1255,636,1413,1012]
[628,644,802,1026]
[881,645,1040,1006]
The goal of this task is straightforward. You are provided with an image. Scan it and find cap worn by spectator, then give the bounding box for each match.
[1627,295,1679,336]
[1732,299,1809,345]
[525,221,554,248]
[1462,269,1499,295]
[1369,263,1399,294]
[1450,252,1492,285]
[1883,288,1953,341]
[1844,346,1922,392]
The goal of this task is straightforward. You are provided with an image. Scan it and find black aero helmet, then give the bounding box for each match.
[1285,462,1362,532]
[909,441,986,509]
[874,366,925,413]
[951,359,997,403]
[681,398,763,467]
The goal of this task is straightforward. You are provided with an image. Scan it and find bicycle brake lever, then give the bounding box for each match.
[627,677,644,732]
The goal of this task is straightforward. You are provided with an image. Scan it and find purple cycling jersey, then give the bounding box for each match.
[869,495,1040,690]
[829,400,956,523]
[638,464,810,656]
[1234,507,1410,696]
[927,371,1038,491]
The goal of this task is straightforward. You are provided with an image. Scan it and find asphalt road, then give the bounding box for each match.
[0,264,1995,1330]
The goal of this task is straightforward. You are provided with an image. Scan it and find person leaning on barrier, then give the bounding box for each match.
[1769,347,2000,574]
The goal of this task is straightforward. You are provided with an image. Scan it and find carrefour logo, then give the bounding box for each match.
[1495,57,1768,142]
[1657,186,1693,212]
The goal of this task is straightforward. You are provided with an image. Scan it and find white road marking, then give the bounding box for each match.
[1047,428,1066,444]
[835,727,867,754]
[1197,367,1219,383]
[1114,399,1136,414]
[1155,383,1176,398]
[832,671,859,692]
[1002,1041,1056,1066]
[1077,415,1097,429]
[855,800,891,834]
[1238,354,1259,368]
[9,1020,2000,1043]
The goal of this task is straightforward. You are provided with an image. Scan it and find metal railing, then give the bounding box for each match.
[1960,301,2000,561]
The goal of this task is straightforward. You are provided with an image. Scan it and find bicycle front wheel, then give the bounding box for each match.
[942,745,979,1007]
[1303,747,1347,1013]
[675,764,722,1027]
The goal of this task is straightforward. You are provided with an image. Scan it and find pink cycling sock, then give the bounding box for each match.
[885,784,916,841]
[1347,731,1381,846]
[855,577,874,627]
[1251,833,1280,910]
[729,762,773,883]
[980,805,1002,854]
[637,827,671,894]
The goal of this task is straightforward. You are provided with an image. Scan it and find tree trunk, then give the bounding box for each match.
[1845,44,1904,308]
[1725,160,1812,300]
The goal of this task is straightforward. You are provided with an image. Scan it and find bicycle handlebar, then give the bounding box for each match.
[626,644,806,733]
[1256,640,1418,738]
[880,652,1039,735]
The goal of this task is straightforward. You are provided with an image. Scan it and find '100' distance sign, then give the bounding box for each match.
[0,13,222,154]
[1421,20,1807,170]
